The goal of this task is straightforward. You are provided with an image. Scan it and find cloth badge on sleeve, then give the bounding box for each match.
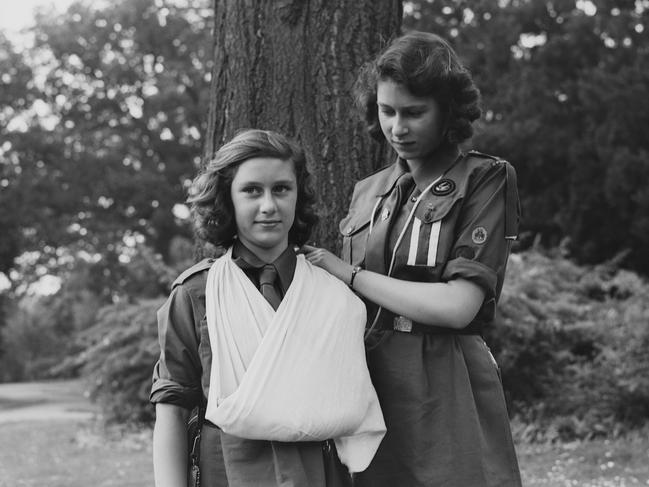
[471,226,488,244]
[431,179,456,196]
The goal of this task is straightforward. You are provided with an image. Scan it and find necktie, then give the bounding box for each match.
[259,264,282,310]
[364,172,415,275]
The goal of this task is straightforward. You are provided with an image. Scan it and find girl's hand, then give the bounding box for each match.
[301,244,353,285]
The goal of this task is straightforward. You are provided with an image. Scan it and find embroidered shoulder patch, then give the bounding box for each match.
[431,178,456,196]
[471,226,488,244]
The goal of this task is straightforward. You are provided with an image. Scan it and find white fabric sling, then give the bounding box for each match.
[204,248,386,472]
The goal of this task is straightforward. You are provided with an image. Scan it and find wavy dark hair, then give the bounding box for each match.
[354,31,482,145]
[187,129,318,248]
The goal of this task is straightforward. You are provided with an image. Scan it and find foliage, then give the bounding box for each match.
[404,0,649,274]
[0,242,178,383]
[486,249,649,442]
[0,0,208,383]
[54,298,163,425]
[0,0,211,292]
[0,272,103,382]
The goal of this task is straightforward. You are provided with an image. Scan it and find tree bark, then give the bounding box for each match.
[203,0,402,252]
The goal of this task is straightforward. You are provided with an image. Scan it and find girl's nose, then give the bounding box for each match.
[259,191,278,213]
[392,116,408,137]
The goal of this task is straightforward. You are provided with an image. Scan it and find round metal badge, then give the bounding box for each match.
[431,178,456,196]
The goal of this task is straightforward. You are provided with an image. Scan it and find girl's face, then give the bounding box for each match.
[230,157,298,262]
[377,79,446,166]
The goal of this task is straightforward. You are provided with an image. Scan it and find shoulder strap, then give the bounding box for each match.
[467,151,520,240]
[467,149,500,162]
[172,258,215,289]
[503,161,520,240]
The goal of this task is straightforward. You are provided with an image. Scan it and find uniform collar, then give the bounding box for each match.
[232,240,297,293]
[399,148,464,193]
[375,157,410,197]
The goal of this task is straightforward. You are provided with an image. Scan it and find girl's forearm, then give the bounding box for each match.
[352,270,484,329]
[153,403,191,487]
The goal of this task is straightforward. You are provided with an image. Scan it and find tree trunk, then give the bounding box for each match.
[203,0,402,252]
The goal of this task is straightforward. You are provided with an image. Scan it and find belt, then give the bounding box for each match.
[372,314,483,335]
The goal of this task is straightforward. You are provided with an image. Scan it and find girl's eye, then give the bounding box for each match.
[273,184,292,194]
[407,110,424,117]
[242,186,261,195]
[379,107,395,116]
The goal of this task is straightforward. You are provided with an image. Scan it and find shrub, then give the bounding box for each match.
[488,250,649,441]
[56,299,164,425]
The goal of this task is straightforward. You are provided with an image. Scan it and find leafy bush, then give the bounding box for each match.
[0,284,104,382]
[488,249,649,441]
[55,299,164,425]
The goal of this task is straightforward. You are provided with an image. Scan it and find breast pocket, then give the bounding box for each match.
[339,213,371,266]
[399,195,463,273]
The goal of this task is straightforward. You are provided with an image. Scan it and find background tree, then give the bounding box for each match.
[204,0,402,252]
[404,0,649,273]
[0,0,212,383]
[0,0,212,299]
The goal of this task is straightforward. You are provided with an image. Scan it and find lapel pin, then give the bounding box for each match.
[432,179,456,196]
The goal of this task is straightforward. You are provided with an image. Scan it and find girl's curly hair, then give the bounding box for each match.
[187,129,318,248]
[354,31,482,146]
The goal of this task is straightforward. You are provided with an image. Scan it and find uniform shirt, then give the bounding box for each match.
[339,151,520,331]
[150,242,329,487]
[150,240,295,408]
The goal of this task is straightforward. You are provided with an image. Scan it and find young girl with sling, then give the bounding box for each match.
[151,129,385,487]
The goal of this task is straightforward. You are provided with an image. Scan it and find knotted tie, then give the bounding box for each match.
[259,264,282,310]
[364,172,415,276]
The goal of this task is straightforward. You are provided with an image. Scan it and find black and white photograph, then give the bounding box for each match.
[1,1,648,486]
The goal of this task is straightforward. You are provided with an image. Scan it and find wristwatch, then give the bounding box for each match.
[349,265,363,289]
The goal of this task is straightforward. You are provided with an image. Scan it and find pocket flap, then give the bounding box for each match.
[339,211,371,237]
[414,191,464,223]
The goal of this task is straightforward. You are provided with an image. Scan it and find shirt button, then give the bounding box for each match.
[410,196,417,202]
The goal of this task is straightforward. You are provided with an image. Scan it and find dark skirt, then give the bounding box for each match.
[354,331,522,487]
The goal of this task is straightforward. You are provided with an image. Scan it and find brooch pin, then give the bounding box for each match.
[423,203,437,223]
[432,179,456,196]
[381,208,390,221]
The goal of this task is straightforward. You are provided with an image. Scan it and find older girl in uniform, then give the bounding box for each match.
[304,31,523,486]
[151,129,384,487]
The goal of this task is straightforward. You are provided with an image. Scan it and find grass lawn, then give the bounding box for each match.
[0,420,153,487]
[1,418,649,486]
[517,436,649,486]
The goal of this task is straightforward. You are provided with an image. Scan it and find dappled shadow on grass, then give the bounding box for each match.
[516,431,649,487]
[0,419,153,487]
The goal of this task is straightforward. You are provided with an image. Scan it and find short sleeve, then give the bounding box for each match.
[150,284,203,409]
[441,161,519,303]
